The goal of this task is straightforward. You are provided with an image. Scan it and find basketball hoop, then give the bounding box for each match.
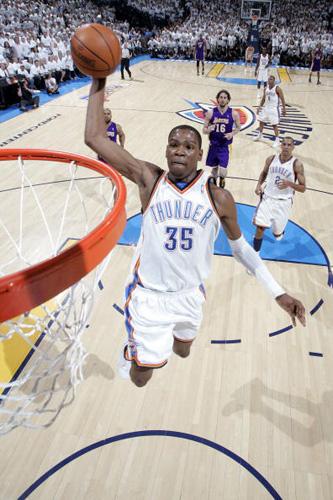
[0,149,126,433]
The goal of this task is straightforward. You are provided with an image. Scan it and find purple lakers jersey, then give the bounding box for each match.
[314,48,322,60]
[209,107,234,146]
[195,39,205,60]
[106,122,118,142]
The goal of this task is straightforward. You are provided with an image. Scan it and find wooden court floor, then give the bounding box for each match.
[0,60,333,499]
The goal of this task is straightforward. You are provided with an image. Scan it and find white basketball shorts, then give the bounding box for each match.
[257,68,268,82]
[258,106,280,125]
[124,284,206,367]
[253,194,293,235]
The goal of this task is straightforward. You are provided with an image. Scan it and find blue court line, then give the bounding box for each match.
[0,55,151,124]
[310,299,324,316]
[217,76,281,86]
[217,77,257,85]
[18,430,282,499]
[309,352,323,357]
[269,325,293,337]
[211,339,242,344]
[113,303,124,315]
[0,77,91,123]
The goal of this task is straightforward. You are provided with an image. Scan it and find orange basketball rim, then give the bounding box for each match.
[0,149,127,322]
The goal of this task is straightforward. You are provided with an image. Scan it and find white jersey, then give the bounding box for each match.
[130,171,221,292]
[264,155,296,199]
[265,85,279,109]
[258,53,269,70]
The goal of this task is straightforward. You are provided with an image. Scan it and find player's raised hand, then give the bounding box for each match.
[275,294,306,326]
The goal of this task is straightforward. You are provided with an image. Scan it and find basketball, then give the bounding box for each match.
[70,24,121,78]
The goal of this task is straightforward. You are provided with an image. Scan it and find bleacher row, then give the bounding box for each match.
[0,0,332,109]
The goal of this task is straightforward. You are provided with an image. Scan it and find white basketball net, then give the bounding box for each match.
[0,155,117,434]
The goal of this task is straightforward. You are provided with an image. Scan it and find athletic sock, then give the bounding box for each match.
[253,237,263,252]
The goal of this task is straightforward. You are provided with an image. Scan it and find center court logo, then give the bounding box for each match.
[177,100,313,145]
[176,100,255,131]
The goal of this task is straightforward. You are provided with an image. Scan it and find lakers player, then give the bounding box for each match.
[98,108,125,163]
[203,89,241,188]
[103,108,125,147]
[85,78,306,388]
[252,137,306,253]
[254,75,286,147]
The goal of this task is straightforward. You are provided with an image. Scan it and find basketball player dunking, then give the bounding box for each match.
[194,34,206,76]
[85,78,305,388]
[203,89,240,188]
[252,136,306,252]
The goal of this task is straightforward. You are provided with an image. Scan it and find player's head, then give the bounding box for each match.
[216,89,231,107]
[262,46,267,55]
[166,125,203,180]
[268,75,275,87]
[281,136,295,154]
[104,108,112,123]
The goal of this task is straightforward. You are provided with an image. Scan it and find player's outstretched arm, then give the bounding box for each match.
[210,186,306,326]
[85,78,161,186]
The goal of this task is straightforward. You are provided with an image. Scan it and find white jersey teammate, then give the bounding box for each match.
[255,47,270,97]
[254,75,286,147]
[252,136,306,253]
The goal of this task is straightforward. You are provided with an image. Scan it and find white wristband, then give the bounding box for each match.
[228,235,286,299]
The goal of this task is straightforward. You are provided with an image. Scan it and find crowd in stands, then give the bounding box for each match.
[0,0,332,109]
[0,0,138,108]
[146,0,333,68]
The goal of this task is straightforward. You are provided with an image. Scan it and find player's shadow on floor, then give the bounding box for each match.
[82,353,115,380]
[222,378,333,447]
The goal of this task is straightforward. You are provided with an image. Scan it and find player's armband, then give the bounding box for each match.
[228,235,285,298]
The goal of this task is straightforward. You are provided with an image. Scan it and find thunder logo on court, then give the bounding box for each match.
[177,99,312,145]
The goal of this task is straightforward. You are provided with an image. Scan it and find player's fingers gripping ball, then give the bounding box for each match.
[70,23,121,78]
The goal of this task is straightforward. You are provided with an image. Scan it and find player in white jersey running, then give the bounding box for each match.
[85,78,305,388]
[255,47,271,97]
[253,75,286,147]
[252,136,306,253]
